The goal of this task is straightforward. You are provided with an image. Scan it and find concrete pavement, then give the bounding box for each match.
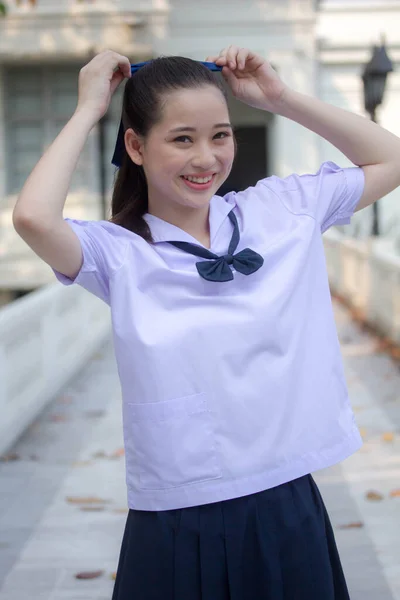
[0,299,399,600]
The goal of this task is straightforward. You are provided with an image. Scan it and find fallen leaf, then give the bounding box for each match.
[75,570,104,580]
[49,414,69,423]
[338,521,364,529]
[58,395,74,404]
[110,448,125,459]
[80,506,106,512]
[93,451,107,459]
[390,347,400,360]
[72,461,93,468]
[84,410,105,419]
[366,491,384,502]
[0,453,20,462]
[113,507,129,514]
[389,489,400,498]
[359,427,367,440]
[376,338,392,353]
[383,394,396,403]
[72,386,86,394]
[110,572,117,580]
[66,496,110,505]
[382,432,394,442]
[349,307,366,323]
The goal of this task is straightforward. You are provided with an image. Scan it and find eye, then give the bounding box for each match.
[213,131,231,140]
[174,135,192,143]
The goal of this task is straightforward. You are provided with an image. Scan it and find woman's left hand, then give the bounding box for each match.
[206,46,288,113]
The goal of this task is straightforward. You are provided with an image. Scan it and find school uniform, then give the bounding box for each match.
[53,161,365,599]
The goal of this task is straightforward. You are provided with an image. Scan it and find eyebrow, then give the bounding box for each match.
[169,123,232,133]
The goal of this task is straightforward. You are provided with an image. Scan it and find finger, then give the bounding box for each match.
[226,45,240,70]
[224,46,235,69]
[113,63,131,80]
[206,55,227,66]
[244,50,265,73]
[112,53,132,79]
[206,50,228,66]
[214,56,228,66]
[110,70,125,95]
[237,48,248,71]
[102,50,131,79]
[221,65,238,92]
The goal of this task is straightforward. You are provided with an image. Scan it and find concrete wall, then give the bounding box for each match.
[324,228,400,345]
[0,283,110,455]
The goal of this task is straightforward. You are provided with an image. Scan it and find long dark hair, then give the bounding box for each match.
[110,57,228,242]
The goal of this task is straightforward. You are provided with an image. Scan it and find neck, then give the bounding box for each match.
[147,199,211,248]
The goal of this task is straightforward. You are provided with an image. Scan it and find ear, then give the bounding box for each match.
[124,128,144,166]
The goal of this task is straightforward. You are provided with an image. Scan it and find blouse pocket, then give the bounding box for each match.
[126,392,222,490]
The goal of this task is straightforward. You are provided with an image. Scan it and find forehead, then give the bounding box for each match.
[159,86,229,127]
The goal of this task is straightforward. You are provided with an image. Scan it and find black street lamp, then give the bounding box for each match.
[362,39,394,236]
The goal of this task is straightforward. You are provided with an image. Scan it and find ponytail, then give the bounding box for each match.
[110,152,153,243]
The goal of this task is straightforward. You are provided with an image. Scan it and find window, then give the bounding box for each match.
[4,65,94,195]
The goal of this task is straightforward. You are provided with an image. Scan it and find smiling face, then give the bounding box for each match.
[125,85,235,220]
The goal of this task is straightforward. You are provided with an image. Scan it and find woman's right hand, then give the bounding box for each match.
[75,50,131,124]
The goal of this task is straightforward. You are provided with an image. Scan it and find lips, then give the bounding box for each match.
[183,174,213,184]
[180,173,217,191]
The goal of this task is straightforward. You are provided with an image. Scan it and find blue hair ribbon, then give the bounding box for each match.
[111,60,223,168]
[129,60,223,75]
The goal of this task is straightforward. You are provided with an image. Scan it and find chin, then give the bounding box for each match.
[176,190,214,209]
[181,197,212,210]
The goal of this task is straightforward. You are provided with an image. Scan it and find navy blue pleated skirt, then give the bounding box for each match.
[112,475,350,600]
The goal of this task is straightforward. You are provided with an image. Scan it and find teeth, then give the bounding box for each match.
[184,175,213,184]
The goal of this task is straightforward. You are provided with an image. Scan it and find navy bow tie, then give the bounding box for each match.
[168,210,264,282]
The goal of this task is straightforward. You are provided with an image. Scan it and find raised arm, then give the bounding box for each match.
[276,89,400,212]
[13,50,131,279]
[208,46,400,211]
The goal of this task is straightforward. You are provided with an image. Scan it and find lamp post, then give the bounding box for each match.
[362,39,393,236]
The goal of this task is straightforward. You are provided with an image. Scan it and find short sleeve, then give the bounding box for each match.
[52,219,128,305]
[259,161,365,233]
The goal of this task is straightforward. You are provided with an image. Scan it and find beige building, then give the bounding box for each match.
[0,0,399,299]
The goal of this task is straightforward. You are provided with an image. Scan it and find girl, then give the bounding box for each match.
[13,47,400,599]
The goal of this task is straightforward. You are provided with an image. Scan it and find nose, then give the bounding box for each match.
[191,143,216,170]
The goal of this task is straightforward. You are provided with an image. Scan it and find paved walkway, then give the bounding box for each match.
[0,299,399,600]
